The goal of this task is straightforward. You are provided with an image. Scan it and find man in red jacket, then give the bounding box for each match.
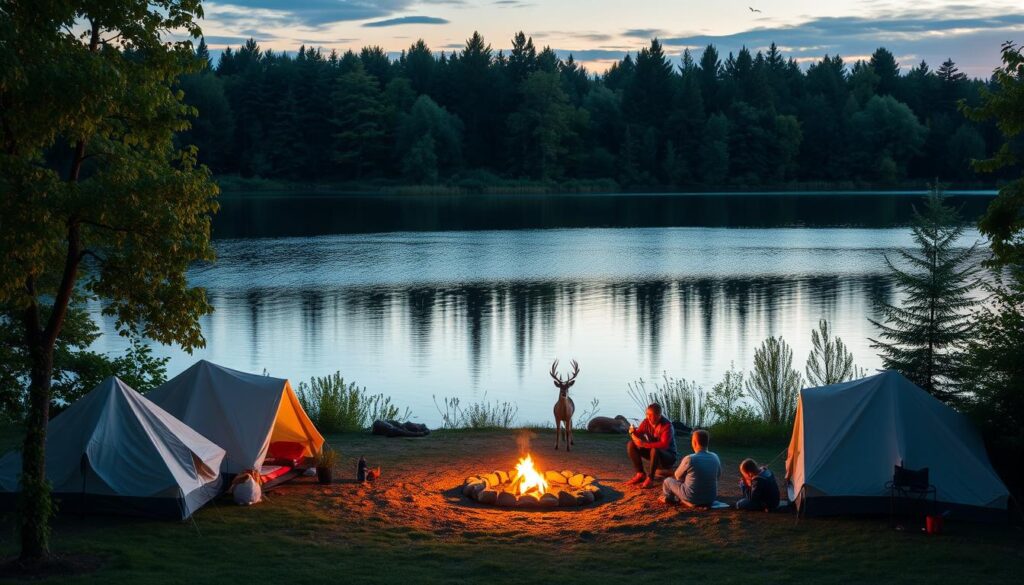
[625,403,678,489]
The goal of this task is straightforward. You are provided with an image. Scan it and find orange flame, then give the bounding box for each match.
[513,454,549,495]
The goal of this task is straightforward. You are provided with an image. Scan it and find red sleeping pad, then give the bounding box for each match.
[264,441,307,467]
[259,464,292,483]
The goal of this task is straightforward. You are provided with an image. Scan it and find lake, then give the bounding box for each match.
[86,191,995,426]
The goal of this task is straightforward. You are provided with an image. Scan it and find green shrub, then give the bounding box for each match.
[432,394,518,429]
[627,373,712,428]
[707,363,746,423]
[747,336,802,424]
[296,372,409,433]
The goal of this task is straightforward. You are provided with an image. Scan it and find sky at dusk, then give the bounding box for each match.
[194,0,1024,77]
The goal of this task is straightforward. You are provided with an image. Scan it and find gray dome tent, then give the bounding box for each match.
[0,377,225,520]
[785,370,1010,521]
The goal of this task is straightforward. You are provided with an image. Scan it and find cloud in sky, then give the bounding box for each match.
[205,1,402,27]
[363,16,450,27]
[622,28,664,39]
[657,13,1024,73]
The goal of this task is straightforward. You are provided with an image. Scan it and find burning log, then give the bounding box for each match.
[461,453,603,509]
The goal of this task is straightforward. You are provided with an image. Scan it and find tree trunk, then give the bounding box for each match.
[19,325,54,560]
[18,219,81,561]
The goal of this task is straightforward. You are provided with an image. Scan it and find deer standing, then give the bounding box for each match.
[550,359,580,451]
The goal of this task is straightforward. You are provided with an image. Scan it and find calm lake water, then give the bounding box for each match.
[87,191,994,426]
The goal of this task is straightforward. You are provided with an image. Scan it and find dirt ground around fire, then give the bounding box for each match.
[282,429,782,544]
[2,429,1023,584]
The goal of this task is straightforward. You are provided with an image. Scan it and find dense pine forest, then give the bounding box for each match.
[180,32,1008,189]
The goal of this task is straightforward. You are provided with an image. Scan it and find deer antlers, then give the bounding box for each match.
[550,359,580,385]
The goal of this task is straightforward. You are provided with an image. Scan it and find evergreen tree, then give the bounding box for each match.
[624,39,674,130]
[700,113,729,185]
[698,45,721,109]
[360,45,393,87]
[331,64,388,179]
[195,38,211,71]
[805,319,865,386]
[178,68,235,171]
[869,47,900,96]
[402,39,435,95]
[507,31,537,83]
[454,32,497,167]
[169,34,1001,188]
[869,187,980,400]
[506,71,578,179]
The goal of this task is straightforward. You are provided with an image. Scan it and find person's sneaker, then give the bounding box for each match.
[625,472,646,485]
[640,477,655,489]
[659,495,678,505]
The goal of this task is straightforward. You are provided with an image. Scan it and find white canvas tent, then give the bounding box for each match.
[0,377,225,520]
[147,360,324,475]
[785,370,1010,520]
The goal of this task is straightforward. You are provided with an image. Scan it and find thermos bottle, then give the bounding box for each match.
[357,455,367,482]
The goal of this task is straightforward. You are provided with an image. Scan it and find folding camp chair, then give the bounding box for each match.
[886,464,936,527]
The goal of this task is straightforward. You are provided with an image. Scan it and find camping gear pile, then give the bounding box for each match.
[0,360,325,519]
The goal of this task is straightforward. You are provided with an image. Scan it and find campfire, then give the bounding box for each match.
[462,453,603,508]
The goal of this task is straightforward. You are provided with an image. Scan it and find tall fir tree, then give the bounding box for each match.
[869,187,980,400]
[331,63,388,179]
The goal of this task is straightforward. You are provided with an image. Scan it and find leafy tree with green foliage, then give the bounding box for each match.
[805,319,866,386]
[401,135,439,184]
[961,42,1024,267]
[395,95,463,181]
[1,304,169,421]
[746,336,802,424]
[0,0,217,561]
[960,42,1024,497]
[850,95,927,180]
[869,187,980,401]
[707,363,746,422]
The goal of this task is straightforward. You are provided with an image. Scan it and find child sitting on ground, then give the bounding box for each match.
[736,458,780,511]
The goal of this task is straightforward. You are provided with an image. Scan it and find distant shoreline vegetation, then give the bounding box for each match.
[181,32,1012,193]
[214,174,1002,196]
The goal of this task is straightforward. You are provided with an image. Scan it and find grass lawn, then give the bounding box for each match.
[1,428,1022,584]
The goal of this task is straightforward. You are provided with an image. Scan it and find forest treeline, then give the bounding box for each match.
[179,32,1007,188]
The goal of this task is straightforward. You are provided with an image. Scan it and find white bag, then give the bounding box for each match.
[233,474,262,506]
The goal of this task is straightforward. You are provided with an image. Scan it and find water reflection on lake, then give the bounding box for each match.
[87,217,989,426]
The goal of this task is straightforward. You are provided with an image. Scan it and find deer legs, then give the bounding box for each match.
[553,395,575,451]
[554,418,574,451]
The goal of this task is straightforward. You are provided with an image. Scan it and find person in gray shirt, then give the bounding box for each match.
[660,429,721,507]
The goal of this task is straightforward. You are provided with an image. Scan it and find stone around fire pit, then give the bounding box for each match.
[462,469,604,508]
